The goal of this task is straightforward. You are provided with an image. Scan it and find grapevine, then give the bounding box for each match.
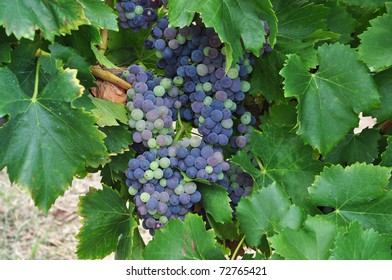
[0,0,392,261]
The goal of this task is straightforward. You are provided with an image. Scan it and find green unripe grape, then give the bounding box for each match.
[199,116,205,124]
[140,192,150,202]
[234,64,240,71]
[150,161,159,171]
[173,76,183,86]
[128,186,138,196]
[231,182,240,189]
[128,119,136,128]
[227,68,239,79]
[221,118,233,129]
[131,109,143,121]
[159,216,168,224]
[230,102,237,111]
[135,120,146,132]
[190,136,201,148]
[224,99,234,109]
[203,47,211,56]
[195,83,203,91]
[180,179,186,185]
[184,182,197,194]
[135,5,144,14]
[127,88,136,98]
[122,70,130,78]
[148,209,157,215]
[205,166,213,174]
[241,81,251,92]
[203,96,213,106]
[125,12,135,19]
[153,213,161,219]
[174,184,184,195]
[243,58,250,66]
[241,112,251,125]
[230,174,238,182]
[153,169,164,180]
[160,128,169,135]
[217,172,224,180]
[154,85,165,97]
[147,138,157,148]
[155,50,162,58]
[159,157,171,168]
[144,170,154,180]
[176,34,186,44]
[246,65,253,74]
[159,178,167,187]
[139,178,147,184]
[160,78,172,90]
[202,82,212,92]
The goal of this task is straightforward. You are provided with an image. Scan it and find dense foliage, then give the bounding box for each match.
[1,0,392,260]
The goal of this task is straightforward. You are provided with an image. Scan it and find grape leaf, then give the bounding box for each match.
[340,0,386,9]
[78,0,118,31]
[281,43,380,154]
[309,163,392,233]
[168,0,277,69]
[233,129,324,213]
[198,184,233,224]
[372,68,392,122]
[91,98,128,127]
[330,222,392,260]
[101,125,132,155]
[56,25,102,64]
[100,150,135,186]
[0,0,89,41]
[359,3,392,71]
[381,137,392,167]
[49,43,95,88]
[0,62,107,212]
[107,28,161,71]
[206,214,240,241]
[143,214,225,260]
[324,129,381,165]
[325,1,357,44]
[269,216,339,260]
[250,0,335,103]
[260,102,297,130]
[236,183,304,247]
[116,226,145,260]
[77,186,136,259]
[0,28,14,63]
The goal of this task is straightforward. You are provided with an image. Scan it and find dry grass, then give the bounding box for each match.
[0,170,103,260]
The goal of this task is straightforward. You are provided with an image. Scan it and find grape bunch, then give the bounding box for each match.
[123,64,230,234]
[144,16,265,149]
[116,0,167,32]
[123,15,272,234]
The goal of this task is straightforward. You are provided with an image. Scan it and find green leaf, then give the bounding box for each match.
[325,1,357,44]
[0,63,107,212]
[250,0,335,103]
[330,222,392,260]
[260,102,297,131]
[101,125,132,155]
[100,150,135,186]
[324,129,381,165]
[0,28,15,63]
[56,25,101,64]
[168,0,277,70]
[269,216,339,260]
[198,184,233,224]
[107,28,161,71]
[233,129,324,212]
[372,68,392,122]
[309,163,392,233]
[382,137,392,167]
[116,226,145,260]
[91,98,128,127]
[77,186,136,259]
[359,3,392,71]
[78,0,118,31]
[143,214,225,260]
[49,43,96,88]
[91,43,119,69]
[0,0,89,41]
[237,183,304,247]
[341,0,386,9]
[281,43,380,154]
[206,214,240,241]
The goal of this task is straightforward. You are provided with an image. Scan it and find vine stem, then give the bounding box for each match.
[99,29,109,54]
[230,236,245,260]
[90,66,132,90]
[32,61,40,101]
[255,156,265,173]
